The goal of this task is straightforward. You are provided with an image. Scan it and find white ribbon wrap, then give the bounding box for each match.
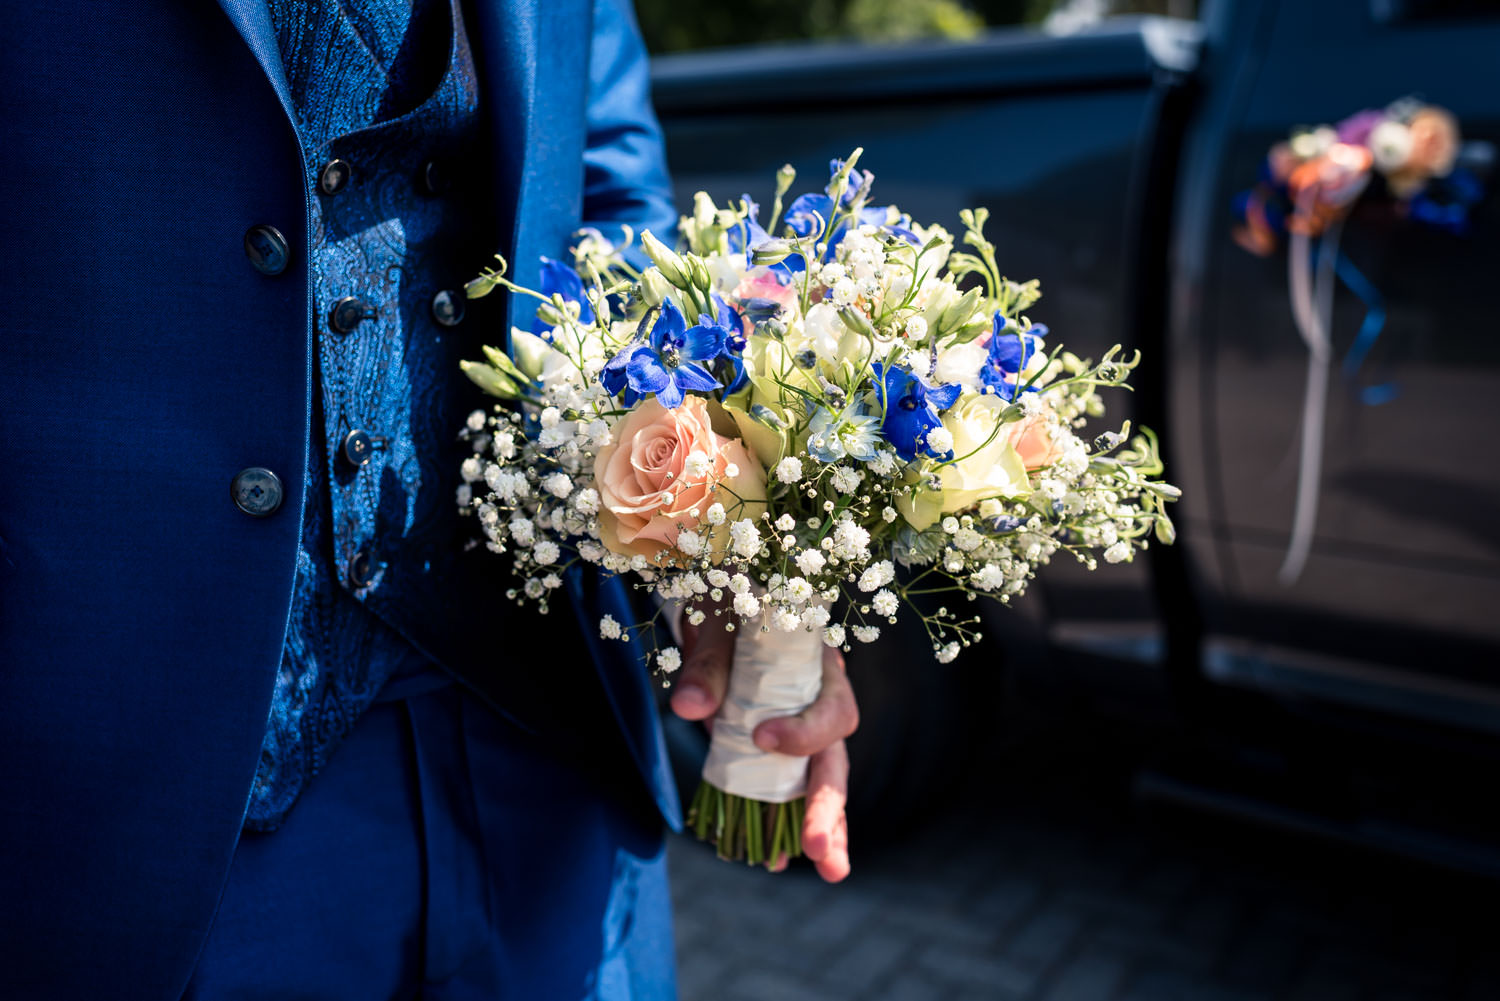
[700,613,826,803]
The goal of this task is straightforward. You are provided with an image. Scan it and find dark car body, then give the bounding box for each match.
[650,0,1500,868]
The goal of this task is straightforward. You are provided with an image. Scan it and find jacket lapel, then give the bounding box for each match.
[213,0,298,127]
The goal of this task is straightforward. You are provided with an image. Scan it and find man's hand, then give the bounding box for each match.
[671,610,858,882]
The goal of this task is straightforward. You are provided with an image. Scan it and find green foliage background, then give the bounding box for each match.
[634,0,1195,53]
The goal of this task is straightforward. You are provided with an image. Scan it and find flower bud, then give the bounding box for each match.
[775,164,796,198]
[640,230,690,287]
[687,255,713,293]
[460,359,521,399]
[838,306,875,338]
[638,267,671,306]
[938,286,983,335]
[751,239,793,266]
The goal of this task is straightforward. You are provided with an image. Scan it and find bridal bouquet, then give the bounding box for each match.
[458,151,1178,866]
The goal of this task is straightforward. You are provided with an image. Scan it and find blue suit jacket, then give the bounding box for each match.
[0,1,677,996]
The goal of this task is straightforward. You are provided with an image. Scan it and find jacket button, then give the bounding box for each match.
[329,296,371,334]
[342,428,373,466]
[431,289,464,327]
[231,467,284,517]
[319,158,352,195]
[420,158,450,196]
[348,545,378,588]
[243,225,290,275]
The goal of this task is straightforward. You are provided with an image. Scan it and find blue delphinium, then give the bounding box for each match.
[531,257,595,341]
[600,299,722,409]
[980,313,1046,401]
[806,403,883,463]
[697,294,750,395]
[872,363,961,461]
[778,161,920,272]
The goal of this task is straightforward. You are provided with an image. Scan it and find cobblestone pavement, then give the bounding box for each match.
[667,726,1498,1001]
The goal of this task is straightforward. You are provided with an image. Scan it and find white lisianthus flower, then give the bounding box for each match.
[732,591,761,617]
[904,316,927,340]
[871,589,899,617]
[823,623,846,647]
[466,409,487,432]
[774,457,804,484]
[794,549,827,576]
[657,647,682,673]
[978,498,1005,519]
[851,624,881,643]
[932,340,987,393]
[942,516,960,534]
[599,615,622,640]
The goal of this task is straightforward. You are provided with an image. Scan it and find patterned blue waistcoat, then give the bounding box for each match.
[246,0,488,829]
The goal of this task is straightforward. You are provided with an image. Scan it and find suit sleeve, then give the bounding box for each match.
[582,0,677,251]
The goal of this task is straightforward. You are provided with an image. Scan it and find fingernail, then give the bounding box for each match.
[675,684,708,710]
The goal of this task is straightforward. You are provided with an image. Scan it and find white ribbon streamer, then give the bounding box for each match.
[700,610,826,803]
[1278,200,1344,586]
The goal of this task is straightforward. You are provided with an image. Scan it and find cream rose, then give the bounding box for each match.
[595,396,767,561]
[898,393,1043,530]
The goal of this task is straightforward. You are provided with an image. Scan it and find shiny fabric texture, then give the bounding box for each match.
[248,0,480,831]
[0,0,679,996]
[188,687,676,1000]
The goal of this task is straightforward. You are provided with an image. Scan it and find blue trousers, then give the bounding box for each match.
[182,685,677,1000]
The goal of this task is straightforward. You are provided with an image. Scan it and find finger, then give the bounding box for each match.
[669,602,734,721]
[752,645,857,755]
[803,740,850,882]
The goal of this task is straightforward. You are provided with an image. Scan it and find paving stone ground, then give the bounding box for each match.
[667,723,1497,1001]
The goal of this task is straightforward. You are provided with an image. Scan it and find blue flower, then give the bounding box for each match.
[697,294,751,396]
[872,363,961,461]
[600,299,721,409]
[777,163,919,273]
[531,257,595,341]
[726,194,775,261]
[807,403,883,463]
[980,313,1045,401]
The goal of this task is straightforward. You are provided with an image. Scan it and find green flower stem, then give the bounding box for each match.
[687,780,806,868]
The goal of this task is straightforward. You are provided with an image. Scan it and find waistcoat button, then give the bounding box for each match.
[243,225,290,275]
[319,158,352,195]
[342,428,373,466]
[348,545,378,588]
[231,467,284,517]
[329,296,371,334]
[431,289,465,327]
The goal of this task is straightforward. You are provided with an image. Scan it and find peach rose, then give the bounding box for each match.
[1002,410,1066,471]
[594,396,767,562]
